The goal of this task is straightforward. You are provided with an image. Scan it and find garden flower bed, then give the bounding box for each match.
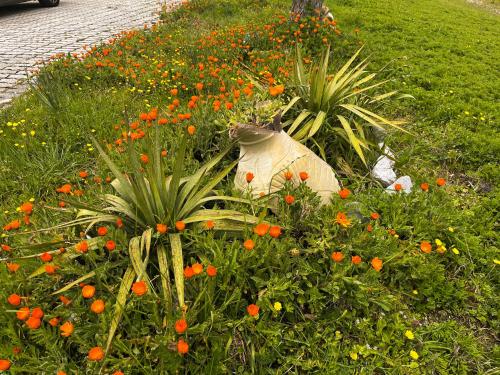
[0,0,497,373]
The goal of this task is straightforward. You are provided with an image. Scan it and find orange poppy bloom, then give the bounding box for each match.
[79,171,88,179]
[207,265,217,277]
[59,295,71,306]
[60,321,74,337]
[20,202,33,215]
[371,257,383,272]
[370,212,380,220]
[6,263,20,272]
[49,317,60,327]
[187,125,196,135]
[97,226,108,236]
[394,183,402,191]
[132,281,147,296]
[436,178,446,186]
[243,239,255,250]
[254,223,270,237]
[284,171,293,180]
[420,241,432,254]
[1,244,11,252]
[174,319,188,334]
[246,172,254,183]
[88,347,105,361]
[0,359,11,371]
[26,316,41,330]
[140,154,149,164]
[31,307,44,319]
[184,266,194,278]
[269,226,282,238]
[170,88,178,96]
[192,263,203,275]
[177,339,189,355]
[299,171,309,181]
[40,252,52,262]
[82,285,96,299]
[247,304,260,316]
[16,307,30,320]
[76,241,89,253]
[335,212,351,228]
[331,252,344,263]
[157,223,168,234]
[420,182,429,192]
[285,194,295,205]
[175,221,186,231]
[338,188,351,199]
[90,299,105,314]
[116,218,124,228]
[7,294,21,306]
[56,184,72,194]
[112,371,124,375]
[45,264,57,275]
[196,82,203,90]
[205,220,215,230]
[105,240,116,251]
[269,84,284,96]
[351,255,362,265]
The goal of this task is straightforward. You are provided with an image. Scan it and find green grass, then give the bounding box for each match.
[0,0,498,373]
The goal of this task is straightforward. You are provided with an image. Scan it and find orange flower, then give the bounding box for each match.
[175,221,186,231]
[31,307,44,319]
[335,212,351,228]
[170,88,178,96]
[57,371,67,375]
[3,220,20,231]
[394,183,402,191]
[187,125,196,135]
[60,321,74,337]
[254,223,270,237]
[351,255,362,265]
[7,263,20,272]
[7,294,21,306]
[196,82,203,90]
[243,239,255,250]
[20,202,33,215]
[284,171,293,180]
[174,319,188,334]
[90,299,105,314]
[49,317,60,327]
[132,281,147,296]
[79,171,88,179]
[207,265,217,277]
[436,178,446,186]
[16,307,30,320]
[177,339,189,355]
[105,240,116,251]
[116,218,124,228]
[192,263,203,275]
[299,171,309,181]
[76,241,89,253]
[97,226,108,236]
[247,304,260,316]
[184,266,194,278]
[285,194,295,205]
[88,347,105,361]
[0,359,11,371]
[370,212,380,220]
[113,372,124,375]
[140,154,149,164]
[59,295,71,306]
[1,244,11,252]
[45,264,56,275]
[420,241,432,254]
[269,226,282,238]
[157,223,168,234]
[420,182,429,192]
[40,252,52,262]
[26,316,41,329]
[56,184,72,194]
[246,172,254,183]
[269,84,284,96]
[331,252,344,263]
[82,285,96,299]
[371,257,383,272]
[205,220,215,230]
[338,188,351,199]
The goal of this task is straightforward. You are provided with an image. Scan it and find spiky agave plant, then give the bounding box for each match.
[282,45,411,166]
[14,127,261,355]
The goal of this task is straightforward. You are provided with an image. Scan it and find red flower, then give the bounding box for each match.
[420,182,429,192]
[285,194,295,205]
[97,226,108,236]
[246,172,254,183]
[177,339,189,355]
[40,252,52,262]
[370,212,380,220]
[174,319,188,334]
[0,359,11,371]
[394,183,402,191]
[436,178,446,186]
[247,304,260,316]
[299,171,309,181]
[105,240,116,251]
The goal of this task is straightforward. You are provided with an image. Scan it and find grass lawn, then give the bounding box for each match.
[0,0,498,373]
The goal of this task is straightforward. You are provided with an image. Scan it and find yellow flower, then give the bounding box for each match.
[494,259,500,265]
[273,302,282,311]
[452,248,460,255]
[410,350,419,360]
[412,290,418,295]
[405,330,414,340]
[435,239,443,246]
[448,227,454,232]
[349,352,358,360]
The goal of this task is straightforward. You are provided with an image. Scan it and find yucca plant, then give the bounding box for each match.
[282,45,411,166]
[11,126,261,355]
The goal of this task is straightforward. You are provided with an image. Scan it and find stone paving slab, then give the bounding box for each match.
[0,0,179,106]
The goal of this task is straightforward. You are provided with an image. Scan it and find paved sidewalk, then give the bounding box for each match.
[0,0,176,105]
